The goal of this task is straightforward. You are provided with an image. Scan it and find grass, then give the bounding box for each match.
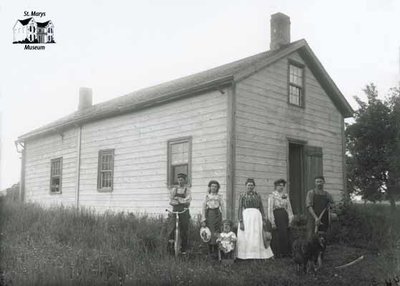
[0,197,400,285]
[331,203,400,250]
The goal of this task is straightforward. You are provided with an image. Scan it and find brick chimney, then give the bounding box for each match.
[78,87,93,111]
[270,12,291,50]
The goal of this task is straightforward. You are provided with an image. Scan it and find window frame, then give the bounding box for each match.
[167,136,192,188]
[288,60,306,108]
[49,157,63,194]
[97,149,115,192]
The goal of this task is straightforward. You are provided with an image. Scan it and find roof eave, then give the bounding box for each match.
[234,39,353,118]
[298,44,354,118]
[234,39,308,82]
[17,75,234,142]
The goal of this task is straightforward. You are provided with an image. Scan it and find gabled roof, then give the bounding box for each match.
[18,39,353,142]
[18,18,34,26]
[37,21,50,28]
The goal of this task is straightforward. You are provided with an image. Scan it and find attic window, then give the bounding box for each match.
[288,63,304,106]
[50,157,62,194]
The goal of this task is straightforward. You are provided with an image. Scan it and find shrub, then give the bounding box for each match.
[331,202,400,249]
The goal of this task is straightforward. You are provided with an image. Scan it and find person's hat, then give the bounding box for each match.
[177,173,187,179]
[199,226,211,243]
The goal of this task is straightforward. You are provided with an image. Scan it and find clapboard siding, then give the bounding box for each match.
[234,51,344,210]
[78,90,228,215]
[22,48,348,219]
[23,90,228,215]
[24,128,78,207]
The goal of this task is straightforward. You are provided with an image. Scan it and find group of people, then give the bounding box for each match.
[168,173,333,259]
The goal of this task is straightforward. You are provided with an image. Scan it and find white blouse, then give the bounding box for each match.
[267,191,294,228]
[201,193,224,222]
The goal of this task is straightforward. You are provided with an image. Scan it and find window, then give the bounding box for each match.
[97,149,114,191]
[50,158,62,193]
[288,63,304,106]
[167,137,192,186]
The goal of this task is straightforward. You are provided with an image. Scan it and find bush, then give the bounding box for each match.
[290,214,307,240]
[331,202,400,249]
[2,183,20,201]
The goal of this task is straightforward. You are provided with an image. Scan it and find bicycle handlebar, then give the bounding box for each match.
[165,208,188,214]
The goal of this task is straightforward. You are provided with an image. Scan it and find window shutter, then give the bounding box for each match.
[304,146,323,193]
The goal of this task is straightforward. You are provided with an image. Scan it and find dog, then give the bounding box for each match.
[292,232,326,274]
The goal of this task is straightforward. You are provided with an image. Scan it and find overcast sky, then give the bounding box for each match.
[0,0,399,190]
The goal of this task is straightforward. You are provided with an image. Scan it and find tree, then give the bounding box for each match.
[346,83,400,210]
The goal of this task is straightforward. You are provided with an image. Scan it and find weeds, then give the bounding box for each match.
[331,203,400,249]
[0,197,399,285]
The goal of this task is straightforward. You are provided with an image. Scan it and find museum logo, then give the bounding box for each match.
[13,11,55,50]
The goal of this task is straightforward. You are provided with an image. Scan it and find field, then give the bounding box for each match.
[0,197,399,286]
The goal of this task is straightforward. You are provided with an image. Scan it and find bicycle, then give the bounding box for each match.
[166,208,189,257]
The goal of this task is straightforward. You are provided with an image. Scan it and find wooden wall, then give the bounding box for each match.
[24,90,228,215]
[233,51,344,216]
[24,128,78,207]
[76,90,228,215]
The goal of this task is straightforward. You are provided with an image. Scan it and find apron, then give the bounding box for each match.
[307,192,330,238]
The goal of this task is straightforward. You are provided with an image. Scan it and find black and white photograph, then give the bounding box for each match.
[0,1,399,285]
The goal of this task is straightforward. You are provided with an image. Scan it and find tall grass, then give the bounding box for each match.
[1,197,399,285]
[331,203,400,250]
[0,198,243,285]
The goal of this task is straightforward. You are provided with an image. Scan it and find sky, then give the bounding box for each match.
[0,0,399,190]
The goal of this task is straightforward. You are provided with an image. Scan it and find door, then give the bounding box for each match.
[289,143,323,215]
[288,143,304,215]
[304,146,323,194]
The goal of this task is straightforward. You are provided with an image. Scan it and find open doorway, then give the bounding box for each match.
[288,142,304,215]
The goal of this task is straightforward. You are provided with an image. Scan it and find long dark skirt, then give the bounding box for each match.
[270,208,292,257]
[205,208,222,245]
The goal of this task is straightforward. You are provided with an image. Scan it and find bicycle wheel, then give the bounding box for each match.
[175,224,180,257]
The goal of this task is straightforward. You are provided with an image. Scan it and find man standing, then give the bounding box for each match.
[306,176,334,239]
[168,173,192,254]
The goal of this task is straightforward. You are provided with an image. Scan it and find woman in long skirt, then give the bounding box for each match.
[237,178,274,259]
[201,180,224,256]
[268,179,293,257]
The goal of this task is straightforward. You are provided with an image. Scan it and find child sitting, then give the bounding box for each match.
[216,220,237,261]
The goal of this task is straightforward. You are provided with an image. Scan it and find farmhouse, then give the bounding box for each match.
[13,17,36,43]
[13,17,55,44]
[16,13,353,219]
